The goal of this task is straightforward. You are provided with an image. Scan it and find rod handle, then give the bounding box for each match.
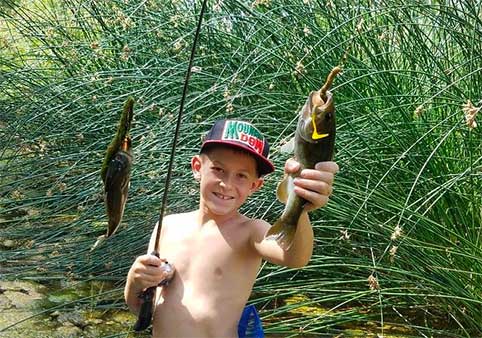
[133,286,156,331]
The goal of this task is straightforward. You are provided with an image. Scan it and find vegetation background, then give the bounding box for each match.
[0,0,481,337]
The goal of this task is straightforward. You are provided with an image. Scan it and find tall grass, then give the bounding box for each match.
[1,0,481,336]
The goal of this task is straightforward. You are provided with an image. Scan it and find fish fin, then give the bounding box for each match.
[265,219,297,251]
[90,234,106,251]
[107,219,121,237]
[276,176,289,203]
[280,137,295,153]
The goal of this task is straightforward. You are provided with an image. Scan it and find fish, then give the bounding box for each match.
[265,67,340,250]
[92,97,134,250]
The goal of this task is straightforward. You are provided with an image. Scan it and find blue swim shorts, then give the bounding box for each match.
[238,304,264,338]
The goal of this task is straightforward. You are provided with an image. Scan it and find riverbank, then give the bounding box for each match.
[0,279,149,338]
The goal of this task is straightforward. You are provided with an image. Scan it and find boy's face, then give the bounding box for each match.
[191,146,264,218]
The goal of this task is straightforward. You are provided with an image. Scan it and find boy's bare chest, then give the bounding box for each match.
[159,223,252,279]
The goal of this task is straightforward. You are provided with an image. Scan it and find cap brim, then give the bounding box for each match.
[201,140,275,175]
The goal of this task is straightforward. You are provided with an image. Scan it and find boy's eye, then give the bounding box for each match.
[212,166,223,172]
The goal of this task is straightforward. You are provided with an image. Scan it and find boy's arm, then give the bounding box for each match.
[124,222,169,314]
[251,160,338,268]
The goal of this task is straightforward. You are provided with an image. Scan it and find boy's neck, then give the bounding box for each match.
[195,207,242,227]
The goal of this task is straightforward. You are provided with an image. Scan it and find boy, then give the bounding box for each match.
[124,119,339,337]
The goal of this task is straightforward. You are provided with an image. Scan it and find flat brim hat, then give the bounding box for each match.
[201,119,275,176]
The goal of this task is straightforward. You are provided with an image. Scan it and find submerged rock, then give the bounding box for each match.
[0,280,44,309]
[57,311,87,329]
[0,279,151,338]
[54,324,83,338]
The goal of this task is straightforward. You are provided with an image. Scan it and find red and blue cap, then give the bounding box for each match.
[201,119,275,176]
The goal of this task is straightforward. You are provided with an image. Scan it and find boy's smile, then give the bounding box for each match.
[191,146,264,221]
[213,192,233,200]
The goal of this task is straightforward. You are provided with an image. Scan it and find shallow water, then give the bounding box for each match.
[0,279,147,338]
[0,279,417,338]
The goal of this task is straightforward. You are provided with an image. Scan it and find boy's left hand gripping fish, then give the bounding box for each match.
[92,97,134,250]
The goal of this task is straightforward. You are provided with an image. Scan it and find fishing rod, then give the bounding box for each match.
[133,0,209,331]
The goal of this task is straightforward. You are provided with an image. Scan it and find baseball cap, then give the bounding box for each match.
[201,119,275,176]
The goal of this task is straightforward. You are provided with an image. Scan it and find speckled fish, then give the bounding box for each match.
[92,97,134,250]
[265,67,340,250]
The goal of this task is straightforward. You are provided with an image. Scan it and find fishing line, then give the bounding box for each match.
[133,0,208,331]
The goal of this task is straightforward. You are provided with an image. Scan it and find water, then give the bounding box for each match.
[0,279,420,338]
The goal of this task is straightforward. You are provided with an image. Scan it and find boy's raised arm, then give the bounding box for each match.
[251,159,338,268]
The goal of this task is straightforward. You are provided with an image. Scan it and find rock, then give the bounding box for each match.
[0,280,44,309]
[0,295,12,309]
[54,323,83,338]
[57,311,87,329]
[50,310,61,319]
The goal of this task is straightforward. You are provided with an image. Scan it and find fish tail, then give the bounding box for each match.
[90,235,106,251]
[265,219,297,251]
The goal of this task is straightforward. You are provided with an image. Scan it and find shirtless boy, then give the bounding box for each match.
[124,119,339,337]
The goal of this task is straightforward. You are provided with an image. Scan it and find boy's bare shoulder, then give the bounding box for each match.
[164,211,196,222]
[239,215,271,238]
[171,210,196,217]
[154,211,196,235]
[241,215,270,226]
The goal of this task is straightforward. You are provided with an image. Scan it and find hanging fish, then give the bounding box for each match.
[265,67,341,250]
[92,97,134,250]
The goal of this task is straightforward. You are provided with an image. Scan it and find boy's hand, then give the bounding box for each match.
[128,254,175,293]
[285,158,339,212]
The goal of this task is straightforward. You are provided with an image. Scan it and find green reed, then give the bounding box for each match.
[1,0,481,336]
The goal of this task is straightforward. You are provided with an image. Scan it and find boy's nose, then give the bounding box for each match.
[219,179,230,189]
[219,174,234,189]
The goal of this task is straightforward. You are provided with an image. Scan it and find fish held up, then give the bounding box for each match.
[265,67,341,250]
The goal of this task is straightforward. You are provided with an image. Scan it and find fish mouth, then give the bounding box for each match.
[213,192,234,200]
[299,91,334,142]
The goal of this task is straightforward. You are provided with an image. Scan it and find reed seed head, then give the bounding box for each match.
[391,225,402,241]
[368,274,380,290]
[462,100,479,129]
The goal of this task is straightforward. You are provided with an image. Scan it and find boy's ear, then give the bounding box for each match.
[250,177,264,194]
[191,155,202,181]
